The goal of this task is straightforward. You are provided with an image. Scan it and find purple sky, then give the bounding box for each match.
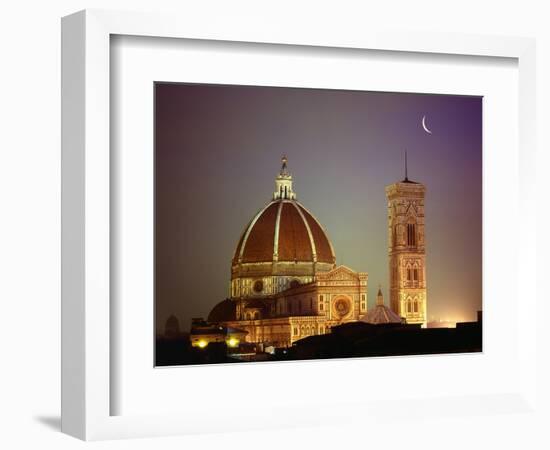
[155,83,482,332]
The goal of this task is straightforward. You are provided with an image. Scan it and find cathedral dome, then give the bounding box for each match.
[230,157,336,297]
[232,156,335,268]
[232,199,335,266]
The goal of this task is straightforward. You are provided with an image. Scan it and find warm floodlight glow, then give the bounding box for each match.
[197,340,208,349]
[227,337,239,348]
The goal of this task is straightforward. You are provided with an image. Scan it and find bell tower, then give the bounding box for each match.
[385,153,427,326]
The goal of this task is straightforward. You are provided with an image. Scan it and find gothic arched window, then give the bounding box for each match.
[407,223,417,247]
[413,299,418,313]
[407,299,412,313]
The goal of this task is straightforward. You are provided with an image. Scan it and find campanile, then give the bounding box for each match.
[385,155,427,326]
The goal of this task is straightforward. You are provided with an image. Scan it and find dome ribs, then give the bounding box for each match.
[277,202,312,262]
[297,204,335,264]
[240,202,279,263]
[233,199,335,267]
[232,226,248,264]
[291,201,319,263]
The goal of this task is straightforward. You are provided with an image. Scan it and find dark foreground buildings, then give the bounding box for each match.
[156,312,482,366]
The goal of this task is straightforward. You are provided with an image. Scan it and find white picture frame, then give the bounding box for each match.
[61,9,537,441]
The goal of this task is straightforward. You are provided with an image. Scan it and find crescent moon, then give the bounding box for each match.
[422,115,432,134]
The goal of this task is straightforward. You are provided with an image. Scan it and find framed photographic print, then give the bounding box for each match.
[153,82,482,367]
[62,9,537,441]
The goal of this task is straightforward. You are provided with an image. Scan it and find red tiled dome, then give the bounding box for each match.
[232,199,335,266]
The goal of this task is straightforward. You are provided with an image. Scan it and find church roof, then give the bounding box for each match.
[363,304,404,325]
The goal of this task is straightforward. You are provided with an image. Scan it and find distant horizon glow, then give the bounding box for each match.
[155,83,482,333]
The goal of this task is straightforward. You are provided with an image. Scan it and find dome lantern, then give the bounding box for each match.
[273,155,296,200]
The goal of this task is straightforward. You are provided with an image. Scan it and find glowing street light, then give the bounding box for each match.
[227,337,239,348]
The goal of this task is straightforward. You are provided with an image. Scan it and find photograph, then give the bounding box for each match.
[154,82,483,366]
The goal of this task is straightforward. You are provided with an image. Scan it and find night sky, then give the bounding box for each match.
[155,83,482,333]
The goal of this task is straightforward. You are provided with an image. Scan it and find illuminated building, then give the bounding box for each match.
[386,154,428,326]
[208,157,368,347]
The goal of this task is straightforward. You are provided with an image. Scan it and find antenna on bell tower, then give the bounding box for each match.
[404,150,409,182]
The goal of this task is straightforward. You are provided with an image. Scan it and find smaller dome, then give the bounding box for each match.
[364,286,404,324]
[363,305,404,325]
[208,299,236,323]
